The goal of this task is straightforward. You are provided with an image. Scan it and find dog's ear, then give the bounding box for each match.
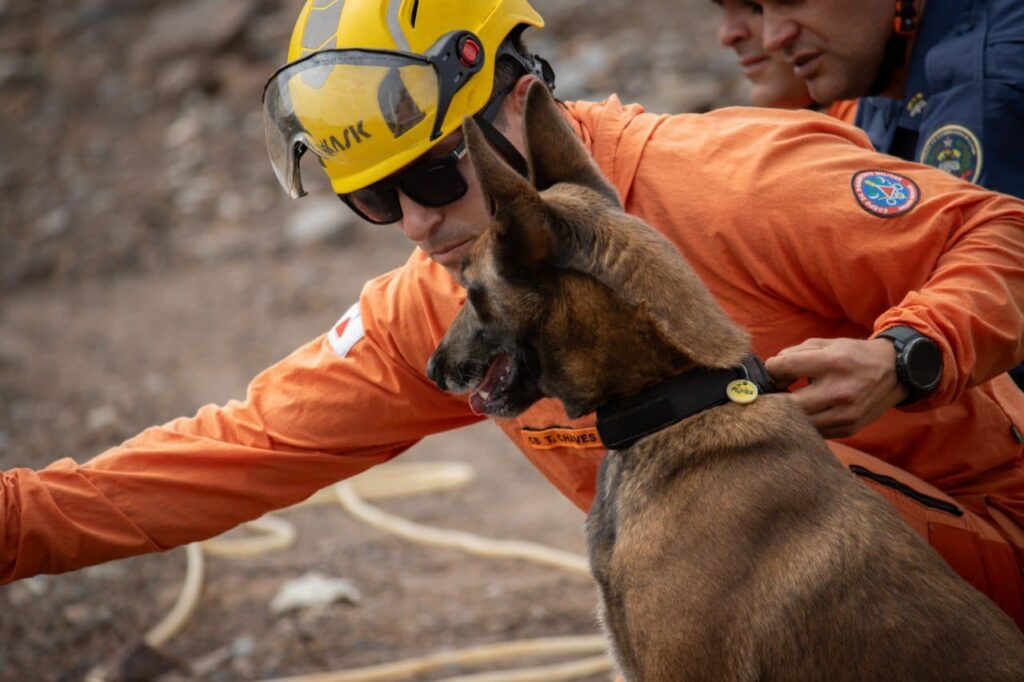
[523,82,620,207]
[463,115,555,264]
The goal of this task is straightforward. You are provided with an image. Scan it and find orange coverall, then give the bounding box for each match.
[825,99,859,125]
[4,98,1024,623]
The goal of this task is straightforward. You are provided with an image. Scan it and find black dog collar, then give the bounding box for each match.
[596,355,779,450]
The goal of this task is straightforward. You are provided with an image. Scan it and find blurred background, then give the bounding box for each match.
[0,1,747,679]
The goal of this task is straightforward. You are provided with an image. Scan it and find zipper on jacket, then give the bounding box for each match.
[849,464,963,517]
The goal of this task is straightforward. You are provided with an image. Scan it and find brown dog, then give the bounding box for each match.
[427,83,1024,681]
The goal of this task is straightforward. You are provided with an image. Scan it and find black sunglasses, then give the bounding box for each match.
[338,85,530,225]
[340,136,470,225]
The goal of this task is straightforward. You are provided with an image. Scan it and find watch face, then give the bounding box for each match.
[905,338,943,390]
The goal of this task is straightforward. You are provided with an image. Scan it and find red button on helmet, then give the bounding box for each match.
[459,37,481,67]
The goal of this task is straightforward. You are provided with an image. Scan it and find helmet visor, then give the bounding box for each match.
[263,50,442,198]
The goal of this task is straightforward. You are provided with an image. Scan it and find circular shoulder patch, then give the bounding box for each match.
[851,170,921,218]
[919,124,982,183]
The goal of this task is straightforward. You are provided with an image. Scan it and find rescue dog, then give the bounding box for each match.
[427,83,1024,681]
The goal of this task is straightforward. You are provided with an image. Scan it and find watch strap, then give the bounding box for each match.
[876,325,941,405]
[876,325,920,348]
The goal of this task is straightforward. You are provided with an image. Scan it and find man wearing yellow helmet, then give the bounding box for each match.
[263,0,550,203]
[5,0,1024,630]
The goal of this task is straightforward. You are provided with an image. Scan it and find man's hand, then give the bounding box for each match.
[765,337,906,439]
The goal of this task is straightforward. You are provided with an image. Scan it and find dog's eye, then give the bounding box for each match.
[467,285,492,321]
[468,285,486,309]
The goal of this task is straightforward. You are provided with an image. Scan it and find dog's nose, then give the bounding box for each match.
[426,351,445,390]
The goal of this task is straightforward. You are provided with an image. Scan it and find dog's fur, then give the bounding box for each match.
[427,83,1024,680]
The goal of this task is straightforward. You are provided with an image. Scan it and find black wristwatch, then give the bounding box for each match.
[875,326,943,405]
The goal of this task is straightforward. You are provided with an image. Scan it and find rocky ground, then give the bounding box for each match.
[0,1,746,680]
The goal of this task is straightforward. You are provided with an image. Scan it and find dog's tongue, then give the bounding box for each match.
[469,353,512,415]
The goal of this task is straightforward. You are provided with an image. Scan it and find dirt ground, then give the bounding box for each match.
[0,1,743,680]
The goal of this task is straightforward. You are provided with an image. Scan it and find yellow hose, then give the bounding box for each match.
[127,462,609,681]
[438,655,612,682]
[261,637,610,682]
[332,478,590,575]
[144,542,205,648]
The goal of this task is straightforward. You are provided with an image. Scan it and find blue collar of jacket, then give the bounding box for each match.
[857,0,969,137]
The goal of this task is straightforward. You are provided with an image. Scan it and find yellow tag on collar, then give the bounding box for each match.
[726,379,758,404]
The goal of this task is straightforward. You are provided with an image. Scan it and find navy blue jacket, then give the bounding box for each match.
[856,0,1024,388]
[855,0,1024,199]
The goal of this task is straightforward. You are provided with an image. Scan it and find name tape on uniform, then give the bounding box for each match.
[521,426,603,450]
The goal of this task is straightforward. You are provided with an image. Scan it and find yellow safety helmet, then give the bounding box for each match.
[263,0,546,198]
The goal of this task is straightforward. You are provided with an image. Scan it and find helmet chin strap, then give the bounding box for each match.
[473,113,530,179]
[866,0,918,97]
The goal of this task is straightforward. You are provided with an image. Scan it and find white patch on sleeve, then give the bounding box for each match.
[327,302,365,358]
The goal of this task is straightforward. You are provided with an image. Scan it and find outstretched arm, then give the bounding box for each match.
[2,259,479,583]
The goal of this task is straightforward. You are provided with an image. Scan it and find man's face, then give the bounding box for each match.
[395,93,527,281]
[714,0,812,109]
[758,0,894,104]
[393,130,490,279]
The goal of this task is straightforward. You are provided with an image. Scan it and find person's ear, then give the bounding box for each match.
[489,74,536,154]
[502,74,536,123]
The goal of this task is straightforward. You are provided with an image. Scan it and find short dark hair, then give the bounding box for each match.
[494,31,532,95]
[491,28,551,127]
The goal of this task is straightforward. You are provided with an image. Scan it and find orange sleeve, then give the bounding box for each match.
[1,253,479,583]
[631,108,1024,408]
